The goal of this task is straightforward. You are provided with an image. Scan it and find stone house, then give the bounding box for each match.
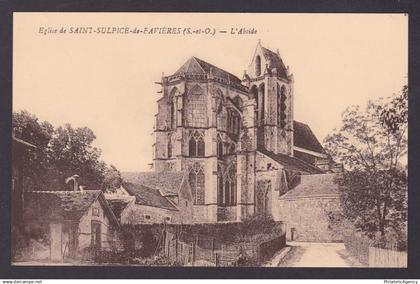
[126,41,343,239]
[276,174,341,241]
[108,175,194,224]
[23,189,120,262]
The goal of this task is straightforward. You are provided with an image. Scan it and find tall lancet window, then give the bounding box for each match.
[186,85,206,127]
[255,55,262,76]
[189,131,205,157]
[277,84,287,129]
[224,164,237,206]
[217,135,223,158]
[167,133,172,158]
[250,85,259,125]
[168,88,178,129]
[217,165,224,205]
[258,83,265,126]
[189,163,205,205]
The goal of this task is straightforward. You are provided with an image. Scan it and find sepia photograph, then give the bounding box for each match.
[10,12,408,269]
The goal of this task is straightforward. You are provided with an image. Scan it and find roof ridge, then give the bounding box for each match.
[190,56,207,73]
[259,149,325,174]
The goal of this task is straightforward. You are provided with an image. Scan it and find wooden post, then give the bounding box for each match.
[175,225,178,262]
[192,235,198,267]
[192,241,196,267]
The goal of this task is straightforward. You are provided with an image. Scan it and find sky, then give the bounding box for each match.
[13,13,408,172]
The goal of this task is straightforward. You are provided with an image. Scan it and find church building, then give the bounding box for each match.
[124,41,342,228]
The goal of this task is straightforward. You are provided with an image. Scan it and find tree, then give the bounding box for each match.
[324,86,407,245]
[12,110,121,191]
[12,111,54,190]
[102,164,123,192]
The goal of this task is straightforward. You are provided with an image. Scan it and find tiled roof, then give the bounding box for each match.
[280,173,340,199]
[261,46,288,78]
[293,120,326,154]
[25,190,119,226]
[260,150,325,174]
[174,57,242,84]
[122,182,178,211]
[121,171,185,196]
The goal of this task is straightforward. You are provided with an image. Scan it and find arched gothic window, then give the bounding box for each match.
[215,90,224,130]
[250,85,259,125]
[255,55,261,76]
[227,109,241,137]
[167,134,172,158]
[229,143,236,154]
[189,163,205,205]
[185,85,206,127]
[224,164,237,206]
[217,135,223,158]
[168,88,178,129]
[189,131,205,157]
[259,83,265,126]
[217,165,224,205]
[277,84,287,129]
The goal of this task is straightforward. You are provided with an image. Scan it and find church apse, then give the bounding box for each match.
[151,42,336,223]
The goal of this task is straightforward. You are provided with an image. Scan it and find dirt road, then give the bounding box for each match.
[278,241,364,267]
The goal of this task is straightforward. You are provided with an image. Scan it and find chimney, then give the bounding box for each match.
[65,174,81,191]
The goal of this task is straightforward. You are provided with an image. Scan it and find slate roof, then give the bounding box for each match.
[121,171,185,196]
[280,173,340,199]
[293,120,326,154]
[174,56,242,84]
[260,149,325,174]
[261,46,288,78]
[122,182,178,211]
[25,190,119,226]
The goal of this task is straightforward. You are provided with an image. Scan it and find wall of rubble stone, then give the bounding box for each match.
[277,196,341,242]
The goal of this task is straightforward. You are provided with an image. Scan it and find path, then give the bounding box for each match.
[277,241,364,267]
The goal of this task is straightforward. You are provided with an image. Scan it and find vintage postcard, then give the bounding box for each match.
[11,12,408,268]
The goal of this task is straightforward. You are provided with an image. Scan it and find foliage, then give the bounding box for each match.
[343,232,373,265]
[94,249,173,266]
[13,110,122,191]
[102,165,123,192]
[118,219,285,266]
[324,86,408,245]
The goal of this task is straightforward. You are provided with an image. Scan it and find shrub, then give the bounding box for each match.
[343,232,373,265]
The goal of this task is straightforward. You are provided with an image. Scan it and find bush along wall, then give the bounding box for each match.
[95,216,286,266]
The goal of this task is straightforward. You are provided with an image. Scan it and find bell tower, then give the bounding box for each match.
[242,41,294,156]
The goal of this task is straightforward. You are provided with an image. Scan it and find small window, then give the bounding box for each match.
[145,215,151,220]
[165,217,171,221]
[92,207,100,217]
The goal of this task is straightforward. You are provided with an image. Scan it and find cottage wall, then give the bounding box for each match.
[77,199,118,252]
[121,203,179,224]
[277,196,341,242]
